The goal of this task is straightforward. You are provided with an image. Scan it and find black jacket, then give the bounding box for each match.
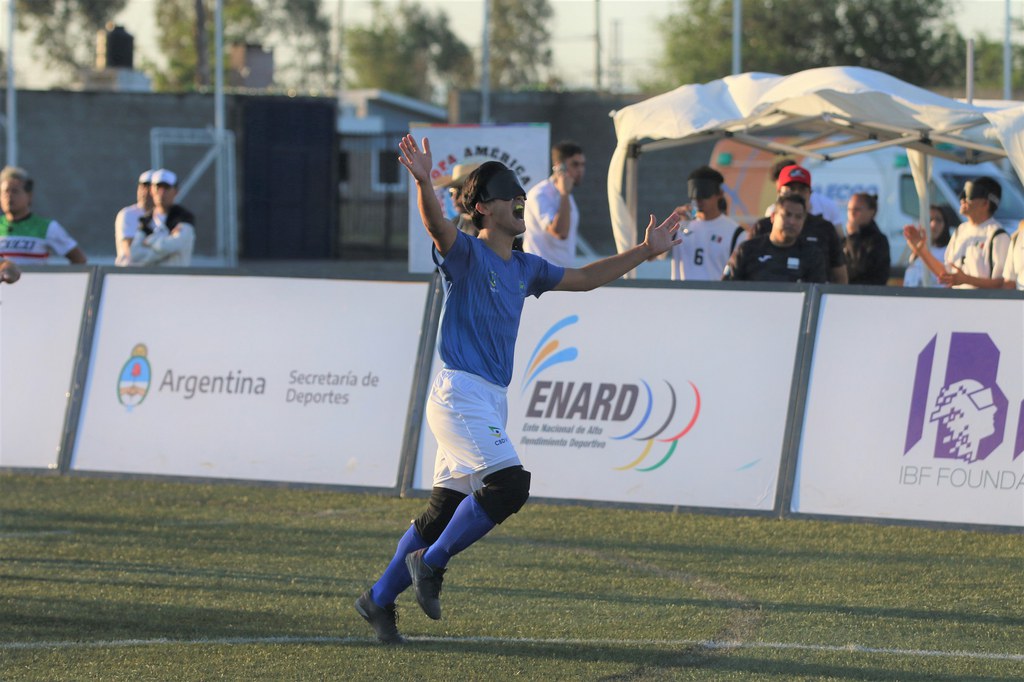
[844,221,890,285]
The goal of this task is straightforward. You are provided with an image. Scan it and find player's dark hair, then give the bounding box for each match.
[460,161,506,230]
[851,192,878,213]
[688,165,725,185]
[930,204,957,248]
[776,194,806,211]
[771,158,798,180]
[552,141,583,165]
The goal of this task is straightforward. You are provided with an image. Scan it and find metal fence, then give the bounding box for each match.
[337,131,410,259]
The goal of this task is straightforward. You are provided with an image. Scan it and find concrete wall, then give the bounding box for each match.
[453,90,716,255]
[0,89,236,262]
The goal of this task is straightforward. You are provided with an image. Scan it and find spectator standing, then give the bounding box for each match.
[354,134,680,645]
[843,192,891,285]
[0,166,86,264]
[114,170,154,265]
[902,204,956,288]
[443,162,482,236]
[903,176,1009,289]
[753,165,847,283]
[724,194,826,283]
[129,169,196,267]
[669,166,747,280]
[999,220,1023,290]
[763,157,844,232]
[522,141,585,267]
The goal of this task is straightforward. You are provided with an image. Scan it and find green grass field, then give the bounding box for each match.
[2,473,1022,681]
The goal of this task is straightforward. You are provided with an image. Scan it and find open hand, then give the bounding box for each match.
[938,263,964,287]
[643,212,682,256]
[903,224,926,250]
[398,134,433,185]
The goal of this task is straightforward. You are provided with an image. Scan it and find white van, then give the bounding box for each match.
[805,150,1024,265]
[712,140,1024,266]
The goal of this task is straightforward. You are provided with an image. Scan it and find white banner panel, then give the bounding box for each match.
[1,271,90,469]
[793,294,1024,527]
[407,123,550,273]
[73,275,429,487]
[414,286,806,510]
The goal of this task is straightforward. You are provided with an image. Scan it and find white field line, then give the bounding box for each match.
[2,635,1023,662]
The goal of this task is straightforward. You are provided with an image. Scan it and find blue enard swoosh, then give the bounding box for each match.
[521,348,580,392]
[521,315,579,385]
[610,379,653,440]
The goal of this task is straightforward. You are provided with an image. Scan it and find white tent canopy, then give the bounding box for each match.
[608,66,1024,255]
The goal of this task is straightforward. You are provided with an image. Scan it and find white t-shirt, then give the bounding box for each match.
[523,177,578,268]
[114,203,146,265]
[764,193,843,227]
[129,213,196,267]
[902,245,946,288]
[1000,229,1024,290]
[670,214,747,280]
[944,217,1010,289]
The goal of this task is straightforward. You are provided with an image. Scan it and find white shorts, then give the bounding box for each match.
[426,368,521,494]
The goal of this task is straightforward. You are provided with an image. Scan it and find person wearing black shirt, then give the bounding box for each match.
[724,194,827,283]
[844,192,891,285]
[753,164,847,283]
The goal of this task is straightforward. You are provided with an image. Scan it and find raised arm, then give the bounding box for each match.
[555,213,680,291]
[398,135,457,256]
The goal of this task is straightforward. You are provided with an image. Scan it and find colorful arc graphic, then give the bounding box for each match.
[612,380,701,471]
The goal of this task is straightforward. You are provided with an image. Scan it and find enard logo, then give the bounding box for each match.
[904,332,1023,464]
[519,315,701,472]
[118,343,151,411]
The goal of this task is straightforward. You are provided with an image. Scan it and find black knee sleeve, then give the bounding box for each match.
[473,465,531,524]
[413,487,467,544]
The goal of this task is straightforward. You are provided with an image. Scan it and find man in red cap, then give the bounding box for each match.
[754,164,848,283]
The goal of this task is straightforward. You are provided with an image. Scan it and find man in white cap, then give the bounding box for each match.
[114,169,155,265]
[129,169,196,266]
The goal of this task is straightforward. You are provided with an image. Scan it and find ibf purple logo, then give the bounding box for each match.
[905,333,1024,464]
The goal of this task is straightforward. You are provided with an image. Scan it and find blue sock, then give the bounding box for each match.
[370,524,428,606]
[422,495,495,570]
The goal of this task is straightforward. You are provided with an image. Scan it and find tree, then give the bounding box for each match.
[17,0,129,83]
[969,24,1024,99]
[151,0,262,91]
[653,0,965,91]
[488,0,554,89]
[345,1,474,103]
[149,0,331,92]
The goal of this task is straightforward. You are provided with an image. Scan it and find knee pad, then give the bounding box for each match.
[474,465,531,524]
[413,487,467,544]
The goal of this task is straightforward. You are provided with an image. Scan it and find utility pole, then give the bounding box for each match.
[481,0,491,123]
[595,0,602,91]
[195,0,210,87]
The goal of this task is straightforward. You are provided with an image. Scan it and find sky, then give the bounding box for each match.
[6,0,1016,91]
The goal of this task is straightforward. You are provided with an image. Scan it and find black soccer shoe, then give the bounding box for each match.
[354,590,407,644]
[405,549,445,620]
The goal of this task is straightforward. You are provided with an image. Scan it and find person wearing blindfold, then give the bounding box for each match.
[903,176,1010,289]
[668,166,747,280]
[353,134,680,646]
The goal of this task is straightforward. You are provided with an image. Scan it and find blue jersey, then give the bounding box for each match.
[434,231,564,387]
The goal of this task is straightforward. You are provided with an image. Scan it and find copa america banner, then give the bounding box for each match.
[0,271,90,469]
[72,274,429,487]
[792,293,1024,527]
[407,123,550,274]
[413,285,807,510]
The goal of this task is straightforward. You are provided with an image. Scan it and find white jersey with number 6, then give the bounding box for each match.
[670,214,747,281]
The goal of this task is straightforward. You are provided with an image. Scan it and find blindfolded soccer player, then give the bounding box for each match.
[354,135,681,644]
